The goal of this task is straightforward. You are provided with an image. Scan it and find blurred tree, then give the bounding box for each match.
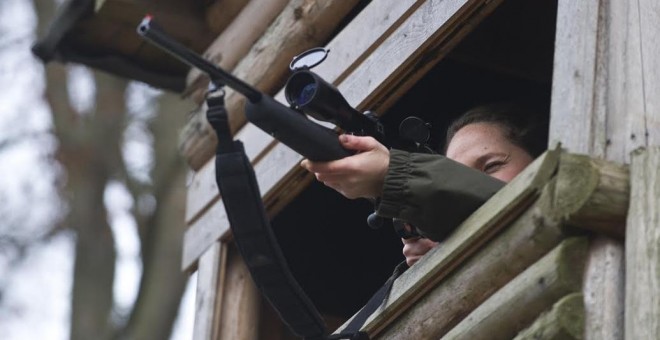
[26,0,192,339]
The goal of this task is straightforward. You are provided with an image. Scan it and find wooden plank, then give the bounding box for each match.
[182,144,310,271]
[625,147,660,340]
[549,0,604,157]
[183,0,506,268]
[184,0,422,222]
[552,153,629,238]
[603,0,660,162]
[338,0,504,113]
[582,237,624,340]
[192,241,227,340]
[183,200,230,271]
[441,238,588,340]
[184,122,273,224]
[332,149,561,338]
[180,0,362,170]
[216,244,261,340]
[514,293,585,340]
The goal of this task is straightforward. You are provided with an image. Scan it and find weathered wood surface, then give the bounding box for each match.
[548,0,660,336]
[338,0,504,113]
[186,0,290,104]
[372,185,566,339]
[216,244,261,340]
[441,238,588,340]
[551,153,629,238]
[332,149,561,338]
[513,293,585,340]
[550,0,660,163]
[625,147,660,340]
[180,0,361,170]
[192,242,226,340]
[582,236,624,340]
[183,0,505,269]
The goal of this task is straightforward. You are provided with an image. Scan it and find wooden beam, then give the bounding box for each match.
[443,238,589,340]
[180,0,362,170]
[192,241,227,340]
[625,147,660,340]
[441,238,588,340]
[513,293,585,340]
[332,149,561,338]
[551,153,629,238]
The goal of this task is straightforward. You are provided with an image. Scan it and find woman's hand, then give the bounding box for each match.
[300,135,389,199]
[402,237,439,267]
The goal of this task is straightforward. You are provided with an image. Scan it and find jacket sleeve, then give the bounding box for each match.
[376,149,504,241]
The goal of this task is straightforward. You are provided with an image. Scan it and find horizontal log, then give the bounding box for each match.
[514,293,585,340]
[625,147,660,340]
[441,238,588,340]
[372,184,567,339]
[551,153,630,238]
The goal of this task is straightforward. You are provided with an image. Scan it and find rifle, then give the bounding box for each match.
[137,15,429,339]
[137,16,433,161]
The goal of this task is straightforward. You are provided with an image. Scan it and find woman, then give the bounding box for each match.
[302,102,548,266]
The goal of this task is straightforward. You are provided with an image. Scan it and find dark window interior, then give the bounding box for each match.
[269,0,558,327]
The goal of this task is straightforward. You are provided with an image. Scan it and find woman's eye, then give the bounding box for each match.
[483,161,504,174]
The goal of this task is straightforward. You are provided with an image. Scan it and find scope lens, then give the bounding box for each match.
[296,83,317,106]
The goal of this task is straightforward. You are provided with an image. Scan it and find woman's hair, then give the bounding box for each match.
[444,102,549,158]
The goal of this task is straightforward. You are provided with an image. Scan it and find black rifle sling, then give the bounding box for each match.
[206,92,327,340]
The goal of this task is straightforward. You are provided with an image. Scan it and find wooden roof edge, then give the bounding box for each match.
[59,47,185,92]
[32,0,93,63]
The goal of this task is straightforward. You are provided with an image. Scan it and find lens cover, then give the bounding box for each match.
[289,47,329,71]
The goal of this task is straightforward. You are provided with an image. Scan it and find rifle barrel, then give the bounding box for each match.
[137,15,262,102]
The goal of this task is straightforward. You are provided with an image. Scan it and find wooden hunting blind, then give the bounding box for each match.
[35,0,659,339]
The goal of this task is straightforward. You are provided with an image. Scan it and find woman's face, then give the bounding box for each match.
[445,122,534,183]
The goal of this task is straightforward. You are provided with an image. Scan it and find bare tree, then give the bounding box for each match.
[29,0,191,339]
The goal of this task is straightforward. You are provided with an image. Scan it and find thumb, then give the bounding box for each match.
[339,135,380,152]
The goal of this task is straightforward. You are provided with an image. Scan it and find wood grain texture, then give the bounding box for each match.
[514,293,585,340]
[186,0,290,103]
[550,0,660,163]
[192,242,226,340]
[625,147,660,340]
[216,244,261,340]
[441,238,588,340]
[552,153,629,238]
[582,236,624,340]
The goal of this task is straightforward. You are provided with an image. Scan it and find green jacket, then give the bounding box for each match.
[376,149,504,241]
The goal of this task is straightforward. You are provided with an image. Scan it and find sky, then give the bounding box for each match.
[0,0,195,338]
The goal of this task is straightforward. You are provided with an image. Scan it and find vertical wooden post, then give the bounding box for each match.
[193,241,227,340]
[625,147,660,339]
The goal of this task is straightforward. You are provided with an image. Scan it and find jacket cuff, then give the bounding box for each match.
[377,149,411,218]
